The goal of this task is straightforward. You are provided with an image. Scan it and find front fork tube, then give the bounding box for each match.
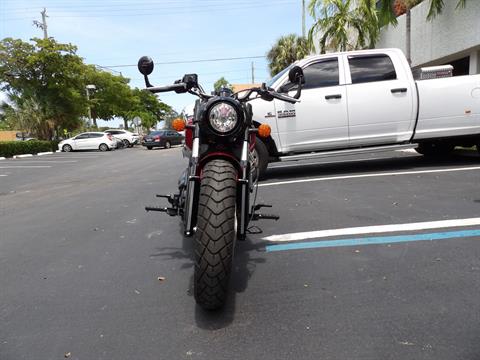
[237,128,255,240]
[183,123,200,236]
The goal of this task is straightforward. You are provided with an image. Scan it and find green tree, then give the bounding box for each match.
[308,0,381,54]
[213,77,233,92]
[0,37,87,139]
[83,65,134,127]
[120,88,172,130]
[266,34,310,76]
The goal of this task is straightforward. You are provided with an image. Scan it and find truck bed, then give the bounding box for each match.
[414,75,480,140]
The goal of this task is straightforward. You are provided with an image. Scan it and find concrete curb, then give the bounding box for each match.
[13,154,34,159]
[37,152,54,156]
[0,157,6,160]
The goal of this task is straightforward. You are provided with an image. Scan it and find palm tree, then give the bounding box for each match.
[308,0,381,54]
[266,34,310,76]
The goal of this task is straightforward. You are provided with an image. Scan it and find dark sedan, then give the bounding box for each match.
[142,130,185,150]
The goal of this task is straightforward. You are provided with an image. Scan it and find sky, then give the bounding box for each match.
[0,0,314,127]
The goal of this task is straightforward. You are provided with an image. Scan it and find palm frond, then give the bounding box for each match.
[427,0,445,20]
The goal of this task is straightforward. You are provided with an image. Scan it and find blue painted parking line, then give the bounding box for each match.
[265,229,480,252]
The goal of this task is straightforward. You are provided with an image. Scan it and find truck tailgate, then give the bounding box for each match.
[414,75,480,140]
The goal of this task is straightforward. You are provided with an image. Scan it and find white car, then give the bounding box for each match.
[58,132,116,152]
[104,129,139,147]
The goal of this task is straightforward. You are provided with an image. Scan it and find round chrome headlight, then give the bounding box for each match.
[208,102,238,133]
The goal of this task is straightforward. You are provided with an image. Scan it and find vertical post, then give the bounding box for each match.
[41,8,48,39]
[85,87,92,127]
[302,0,306,38]
[251,62,255,84]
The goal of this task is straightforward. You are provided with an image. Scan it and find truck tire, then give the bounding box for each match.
[194,159,237,310]
[253,138,269,180]
[415,142,454,157]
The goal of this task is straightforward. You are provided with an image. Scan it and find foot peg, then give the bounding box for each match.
[145,194,180,217]
[253,203,272,211]
[156,194,178,205]
[145,206,178,216]
[252,213,280,221]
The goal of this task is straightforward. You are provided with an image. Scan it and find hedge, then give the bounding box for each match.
[0,140,60,158]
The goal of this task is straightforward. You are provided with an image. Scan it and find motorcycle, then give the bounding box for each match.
[138,56,304,310]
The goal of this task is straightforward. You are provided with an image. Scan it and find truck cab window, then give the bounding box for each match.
[303,59,339,90]
[348,55,397,84]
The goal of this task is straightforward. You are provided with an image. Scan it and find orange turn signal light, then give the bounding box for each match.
[257,124,271,138]
[172,118,186,132]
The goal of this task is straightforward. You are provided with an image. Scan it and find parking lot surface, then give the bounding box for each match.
[1,147,480,360]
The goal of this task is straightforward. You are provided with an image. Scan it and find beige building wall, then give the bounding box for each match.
[0,131,18,141]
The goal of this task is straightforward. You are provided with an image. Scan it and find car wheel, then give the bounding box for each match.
[122,139,130,148]
[165,141,171,149]
[62,144,73,152]
[99,143,109,152]
[147,146,153,150]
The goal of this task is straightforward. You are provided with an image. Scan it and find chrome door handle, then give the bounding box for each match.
[391,88,407,93]
[325,94,342,100]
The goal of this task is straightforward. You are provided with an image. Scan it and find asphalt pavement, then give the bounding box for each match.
[1,146,480,360]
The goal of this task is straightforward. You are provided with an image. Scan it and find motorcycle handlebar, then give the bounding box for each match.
[146,83,187,93]
[269,91,300,104]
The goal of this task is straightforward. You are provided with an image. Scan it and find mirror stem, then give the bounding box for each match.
[144,74,153,88]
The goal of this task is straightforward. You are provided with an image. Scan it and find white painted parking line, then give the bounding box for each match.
[0,166,52,169]
[0,174,7,177]
[259,166,480,187]
[10,160,78,163]
[263,217,480,242]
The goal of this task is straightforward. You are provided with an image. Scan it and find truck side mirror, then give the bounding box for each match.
[288,66,305,85]
[288,66,304,99]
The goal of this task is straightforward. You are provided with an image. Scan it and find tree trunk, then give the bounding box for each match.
[123,118,128,130]
[406,7,412,65]
[92,117,97,128]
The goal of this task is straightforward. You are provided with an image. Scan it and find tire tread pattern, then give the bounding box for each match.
[194,159,237,310]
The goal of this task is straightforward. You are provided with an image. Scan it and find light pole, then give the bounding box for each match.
[85,84,96,127]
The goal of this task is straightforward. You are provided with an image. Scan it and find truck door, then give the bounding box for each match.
[275,56,349,152]
[345,54,415,146]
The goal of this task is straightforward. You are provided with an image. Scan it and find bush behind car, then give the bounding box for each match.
[0,140,59,158]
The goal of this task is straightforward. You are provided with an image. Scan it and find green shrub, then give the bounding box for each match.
[0,140,59,158]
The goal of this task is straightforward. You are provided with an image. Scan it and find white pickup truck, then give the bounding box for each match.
[251,48,480,175]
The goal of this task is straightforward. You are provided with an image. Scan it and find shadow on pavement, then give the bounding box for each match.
[150,223,268,330]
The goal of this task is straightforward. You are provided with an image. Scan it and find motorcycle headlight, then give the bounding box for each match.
[208,102,238,133]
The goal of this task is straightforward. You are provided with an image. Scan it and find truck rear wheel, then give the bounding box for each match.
[194,159,237,310]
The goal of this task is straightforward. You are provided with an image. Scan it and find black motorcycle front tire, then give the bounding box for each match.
[194,159,237,310]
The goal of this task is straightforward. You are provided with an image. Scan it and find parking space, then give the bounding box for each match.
[2,147,480,359]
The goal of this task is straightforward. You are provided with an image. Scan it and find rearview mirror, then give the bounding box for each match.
[137,56,154,75]
[288,66,305,84]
